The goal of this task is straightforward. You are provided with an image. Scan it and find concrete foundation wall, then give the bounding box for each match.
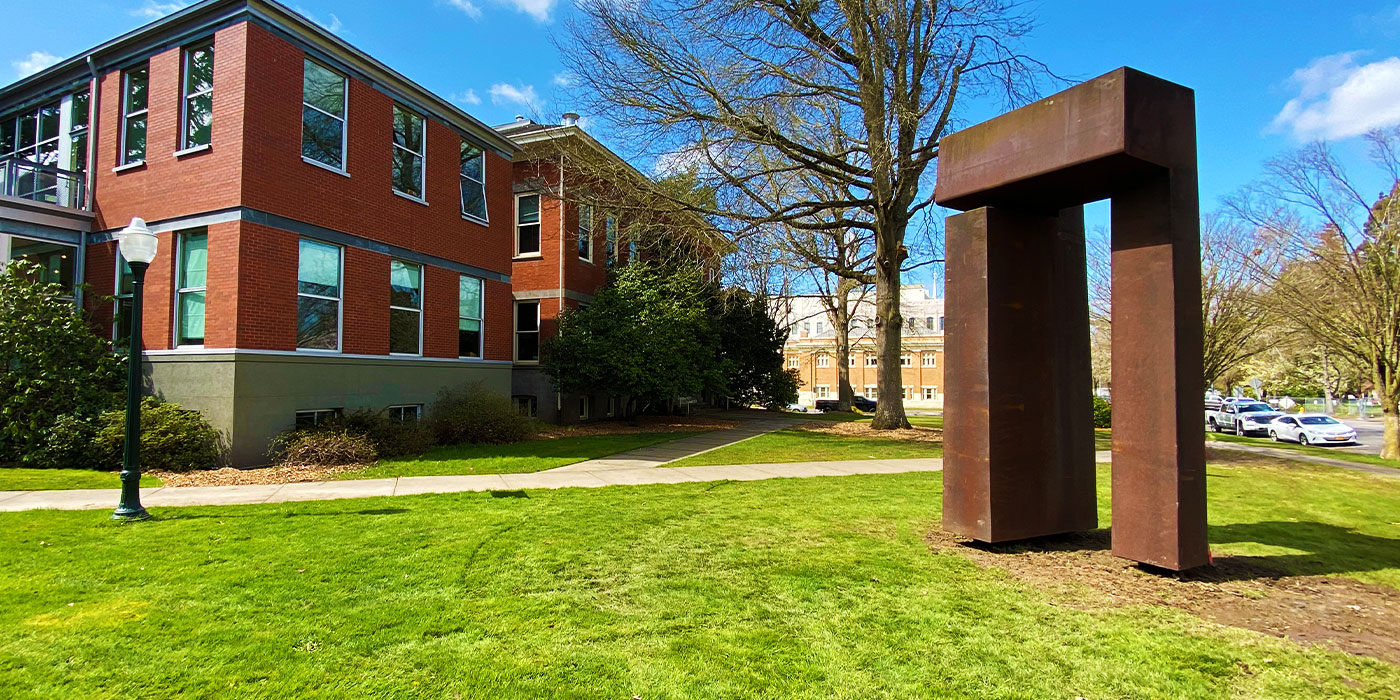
[146,352,512,467]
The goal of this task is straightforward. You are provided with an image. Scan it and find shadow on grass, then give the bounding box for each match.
[960,522,1400,581]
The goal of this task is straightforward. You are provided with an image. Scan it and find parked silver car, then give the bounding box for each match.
[1269,414,1357,446]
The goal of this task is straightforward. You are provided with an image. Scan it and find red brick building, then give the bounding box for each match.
[0,0,523,465]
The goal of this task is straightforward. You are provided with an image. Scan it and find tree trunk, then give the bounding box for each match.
[834,281,854,411]
[1320,348,1335,415]
[871,222,910,430]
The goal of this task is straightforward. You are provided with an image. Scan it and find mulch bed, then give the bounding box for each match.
[927,528,1400,665]
[794,420,943,443]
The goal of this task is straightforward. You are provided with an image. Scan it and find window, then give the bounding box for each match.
[816,385,830,399]
[515,300,539,362]
[923,387,938,401]
[579,396,590,420]
[392,104,425,199]
[904,386,913,400]
[176,230,207,346]
[926,316,934,330]
[513,395,537,418]
[458,275,483,358]
[181,42,213,150]
[295,408,341,429]
[605,214,617,266]
[865,356,878,367]
[114,253,134,342]
[865,385,878,399]
[387,404,422,422]
[297,239,341,350]
[389,260,422,355]
[849,355,858,367]
[120,64,148,165]
[459,141,486,221]
[1,100,63,202]
[788,356,799,369]
[628,238,638,265]
[516,194,541,255]
[817,355,829,368]
[6,236,76,291]
[922,353,936,367]
[938,316,945,332]
[577,203,594,261]
[69,90,89,173]
[901,354,912,367]
[607,397,616,417]
[816,321,824,334]
[803,322,811,333]
[301,58,346,170]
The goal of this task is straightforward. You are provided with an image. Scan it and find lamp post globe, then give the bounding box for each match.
[112,217,157,522]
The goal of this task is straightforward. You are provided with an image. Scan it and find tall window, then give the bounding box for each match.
[120,64,148,165]
[180,42,213,150]
[392,104,425,198]
[0,101,61,201]
[922,353,936,367]
[69,90,89,173]
[516,194,540,255]
[816,386,829,399]
[297,239,341,350]
[901,354,912,366]
[114,254,134,343]
[628,238,638,264]
[458,275,483,358]
[849,355,858,367]
[788,357,799,369]
[176,230,207,346]
[389,260,422,355]
[605,214,617,266]
[460,141,486,221]
[817,355,829,368]
[301,58,346,170]
[923,387,938,400]
[515,300,539,362]
[865,385,878,399]
[577,203,593,261]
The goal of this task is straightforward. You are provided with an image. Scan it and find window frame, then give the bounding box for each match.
[514,300,540,363]
[900,354,912,367]
[922,353,936,367]
[816,355,829,368]
[865,385,878,400]
[174,229,208,348]
[386,404,423,422]
[513,395,538,418]
[459,140,487,223]
[605,213,618,266]
[816,385,830,399]
[179,40,214,152]
[577,202,594,262]
[457,274,484,359]
[119,64,149,166]
[113,252,134,342]
[579,396,590,420]
[515,193,542,257]
[865,356,878,367]
[391,103,426,201]
[300,57,348,173]
[922,386,938,401]
[295,238,343,353]
[295,408,342,429]
[388,259,423,356]
[787,356,799,369]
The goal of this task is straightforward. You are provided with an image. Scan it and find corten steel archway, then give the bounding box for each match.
[932,67,1208,571]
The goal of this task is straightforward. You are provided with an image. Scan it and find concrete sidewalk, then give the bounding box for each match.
[0,458,944,512]
[547,416,799,472]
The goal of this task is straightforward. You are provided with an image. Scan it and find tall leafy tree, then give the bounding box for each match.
[712,288,799,409]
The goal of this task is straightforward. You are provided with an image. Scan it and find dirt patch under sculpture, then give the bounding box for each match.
[794,420,943,443]
[927,528,1400,665]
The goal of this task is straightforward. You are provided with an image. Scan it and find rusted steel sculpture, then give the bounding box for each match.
[933,67,1208,571]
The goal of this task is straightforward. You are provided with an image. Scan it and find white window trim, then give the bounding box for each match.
[816,355,829,368]
[180,41,213,151]
[864,385,878,399]
[301,58,348,173]
[174,231,206,348]
[849,356,858,367]
[295,408,342,427]
[922,353,936,367]
[788,356,799,369]
[295,239,343,353]
[865,357,878,367]
[578,202,594,263]
[579,396,590,420]
[515,193,542,257]
[458,274,485,360]
[389,260,423,357]
[514,299,541,363]
[459,141,488,224]
[605,213,618,265]
[120,66,148,166]
[816,385,830,399]
[901,354,912,367]
[922,386,938,400]
[391,104,426,202]
[386,404,423,421]
[113,252,133,341]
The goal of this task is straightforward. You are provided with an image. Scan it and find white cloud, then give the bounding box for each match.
[490,82,540,111]
[1271,52,1400,140]
[503,0,557,22]
[294,6,344,33]
[552,71,575,88]
[445,0,482,19]
[12,51,60,79]
[453,89,482,106]
[131,1,188,20]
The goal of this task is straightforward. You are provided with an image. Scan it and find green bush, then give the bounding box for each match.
[428,384,539,445]
[269,429,377,467]
[1092,396,1112,429]
[324,409,435,458]
[93,397,224,472]
[0,261,123,466]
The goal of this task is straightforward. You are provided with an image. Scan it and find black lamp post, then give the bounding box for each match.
[112,217,157,522]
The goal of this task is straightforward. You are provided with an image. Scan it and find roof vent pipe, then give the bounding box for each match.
[561,112,580,126]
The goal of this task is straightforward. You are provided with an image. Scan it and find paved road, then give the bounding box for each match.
[1210,416,1387,456]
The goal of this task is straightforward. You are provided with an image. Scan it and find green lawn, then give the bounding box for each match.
[0,468,161,492]
[2,460,1397,698]
[342,431,704,480]
[1207,432,1400,469]
[668,427,941,466]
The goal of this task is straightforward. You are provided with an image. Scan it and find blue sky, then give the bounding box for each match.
[6,0,1400,291]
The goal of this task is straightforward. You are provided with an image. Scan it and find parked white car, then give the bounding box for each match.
[786,403,809,413]
[1269,414,1357,446]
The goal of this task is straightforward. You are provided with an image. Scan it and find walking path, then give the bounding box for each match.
[0,458,943,512]
[547,415,799,472]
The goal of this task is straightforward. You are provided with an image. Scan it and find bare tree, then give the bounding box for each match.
[1229,128,1400,458]
[1200,214,1271,389]
[559,0,1044,428]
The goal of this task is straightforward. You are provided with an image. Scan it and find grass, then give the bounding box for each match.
[342,431,704,480]
[1,460,1398,698]
[0,468,162,491]
[1207,431,1400,469]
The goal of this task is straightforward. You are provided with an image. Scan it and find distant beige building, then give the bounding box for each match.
[778,285,945,409]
